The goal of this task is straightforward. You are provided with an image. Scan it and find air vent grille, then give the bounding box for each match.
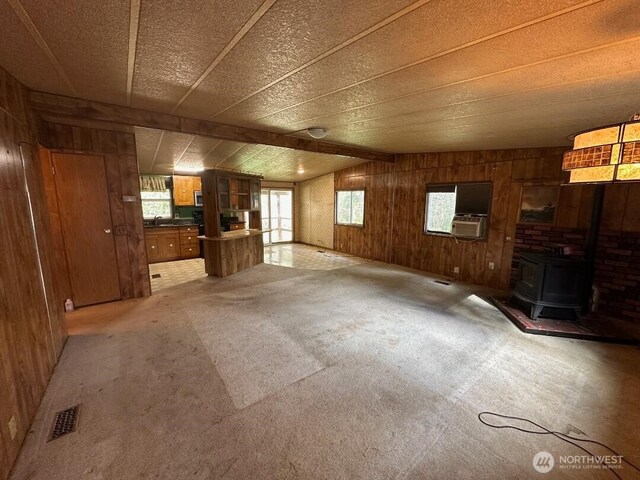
[48,405,79,441]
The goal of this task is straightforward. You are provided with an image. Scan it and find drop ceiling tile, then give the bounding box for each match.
[135,127,164,173]
[175,0,419,119]
[131,0,265,112]
[201,140,248,169]
[343,91,640,152]
[211,0,595,124]
[0,2,72,95]
[20,0,129,104]
[258,36,640,134]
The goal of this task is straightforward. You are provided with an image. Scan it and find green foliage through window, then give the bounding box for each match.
[426,192,456,233]
[141,190,172,219]
[336,190,365,226]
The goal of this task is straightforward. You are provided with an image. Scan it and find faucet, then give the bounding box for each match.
[153,215,161,226]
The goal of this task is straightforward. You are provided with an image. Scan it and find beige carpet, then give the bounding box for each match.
[10,261,640,480]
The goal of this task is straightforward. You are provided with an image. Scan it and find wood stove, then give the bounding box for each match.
[512,253,587,320]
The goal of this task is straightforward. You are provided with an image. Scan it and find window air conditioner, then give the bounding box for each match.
[451,216,486,238]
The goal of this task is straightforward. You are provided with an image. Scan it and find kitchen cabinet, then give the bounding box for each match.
[173,175,202,206]
[179,225,199,258]
[201,170,264,278]
[217,175,259,211]
[145,227,179,263]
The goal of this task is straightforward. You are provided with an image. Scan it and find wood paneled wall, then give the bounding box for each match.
[0,68,67,480]
[38,122,151,301]
[334,148,597,290]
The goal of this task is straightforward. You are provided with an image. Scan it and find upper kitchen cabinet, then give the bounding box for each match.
[217,175,260,211]
[173,175,202,206]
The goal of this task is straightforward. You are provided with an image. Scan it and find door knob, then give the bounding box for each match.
[104,228,112,234]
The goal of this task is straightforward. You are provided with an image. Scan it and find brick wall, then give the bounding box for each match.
[511,224,587,285]
[595,231,640,322]
[512,224,640,323]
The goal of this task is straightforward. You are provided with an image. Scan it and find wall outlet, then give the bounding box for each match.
[489,262,495,270]
[8,415,17,440]
[453,266,460,274]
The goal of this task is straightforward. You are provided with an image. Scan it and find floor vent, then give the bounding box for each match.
[48,405,80,441]
[433,280,451,286]
[151,273,162,279]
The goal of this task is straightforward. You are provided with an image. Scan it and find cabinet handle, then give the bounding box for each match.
[104,228,112,234]
[169,244,174,247]
[188,237,191,240]
[151,246,155,249]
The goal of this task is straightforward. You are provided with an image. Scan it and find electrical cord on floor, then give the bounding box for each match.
[478,412,640,480]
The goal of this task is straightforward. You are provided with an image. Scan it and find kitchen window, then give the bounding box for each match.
[335,189,365,226]
[141,190,173,219]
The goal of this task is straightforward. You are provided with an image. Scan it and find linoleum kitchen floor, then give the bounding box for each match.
[10,262,640,480]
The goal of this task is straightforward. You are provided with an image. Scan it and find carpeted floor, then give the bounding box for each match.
[10,261,640,479]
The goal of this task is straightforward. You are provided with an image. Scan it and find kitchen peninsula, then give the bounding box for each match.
[200,169,265,277]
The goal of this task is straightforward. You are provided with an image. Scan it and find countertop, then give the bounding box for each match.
[198,229,267,242]
[144,223,198,229]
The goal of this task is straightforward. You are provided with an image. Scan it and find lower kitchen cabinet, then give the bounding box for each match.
[145,225,199,263]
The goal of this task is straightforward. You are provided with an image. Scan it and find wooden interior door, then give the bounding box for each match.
[52,153,121,307]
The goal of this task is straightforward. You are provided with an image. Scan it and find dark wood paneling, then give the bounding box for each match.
[334,147,585,290]
[0,67,66,480]
[39,122,151,301]
[29,91,394,163]
[203,234,264,277]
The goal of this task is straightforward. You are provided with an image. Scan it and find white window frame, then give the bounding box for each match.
[335,189,365,227]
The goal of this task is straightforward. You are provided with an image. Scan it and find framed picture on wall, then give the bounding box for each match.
[518,185,559,224]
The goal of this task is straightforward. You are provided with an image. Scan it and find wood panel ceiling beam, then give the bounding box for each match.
[29,91,395,163]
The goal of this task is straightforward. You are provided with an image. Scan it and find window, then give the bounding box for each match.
[425,183,491,235]
[336,190,365,226]
[141,190,173,219]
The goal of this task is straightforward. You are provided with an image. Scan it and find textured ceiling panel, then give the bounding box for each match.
[134,128,366,181]
[131,0,265,112]
[177,136,224,170]
[0,1,72,95]
[319,72,640,141]
[150,131,194,173]
[210,0,595,124]
[257,36,640,134]
[135,127,164,173]
[2,0,640,173]
[202,140,248,168]
[20,0,129,105]
[175,0,418,119]
[343,92,640,152]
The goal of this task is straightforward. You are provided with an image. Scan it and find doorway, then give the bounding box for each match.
[52,153,121,307]
[261,189,293,244]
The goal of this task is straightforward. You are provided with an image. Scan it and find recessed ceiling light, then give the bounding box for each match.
[307,128,327,139]
[297,167,305,174]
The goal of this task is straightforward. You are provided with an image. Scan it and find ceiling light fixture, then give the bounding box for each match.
[306,128,328,139]
[174,166,204,174]
[562,113,640,183]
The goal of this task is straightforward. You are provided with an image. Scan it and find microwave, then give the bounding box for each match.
[194,190,203,207]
